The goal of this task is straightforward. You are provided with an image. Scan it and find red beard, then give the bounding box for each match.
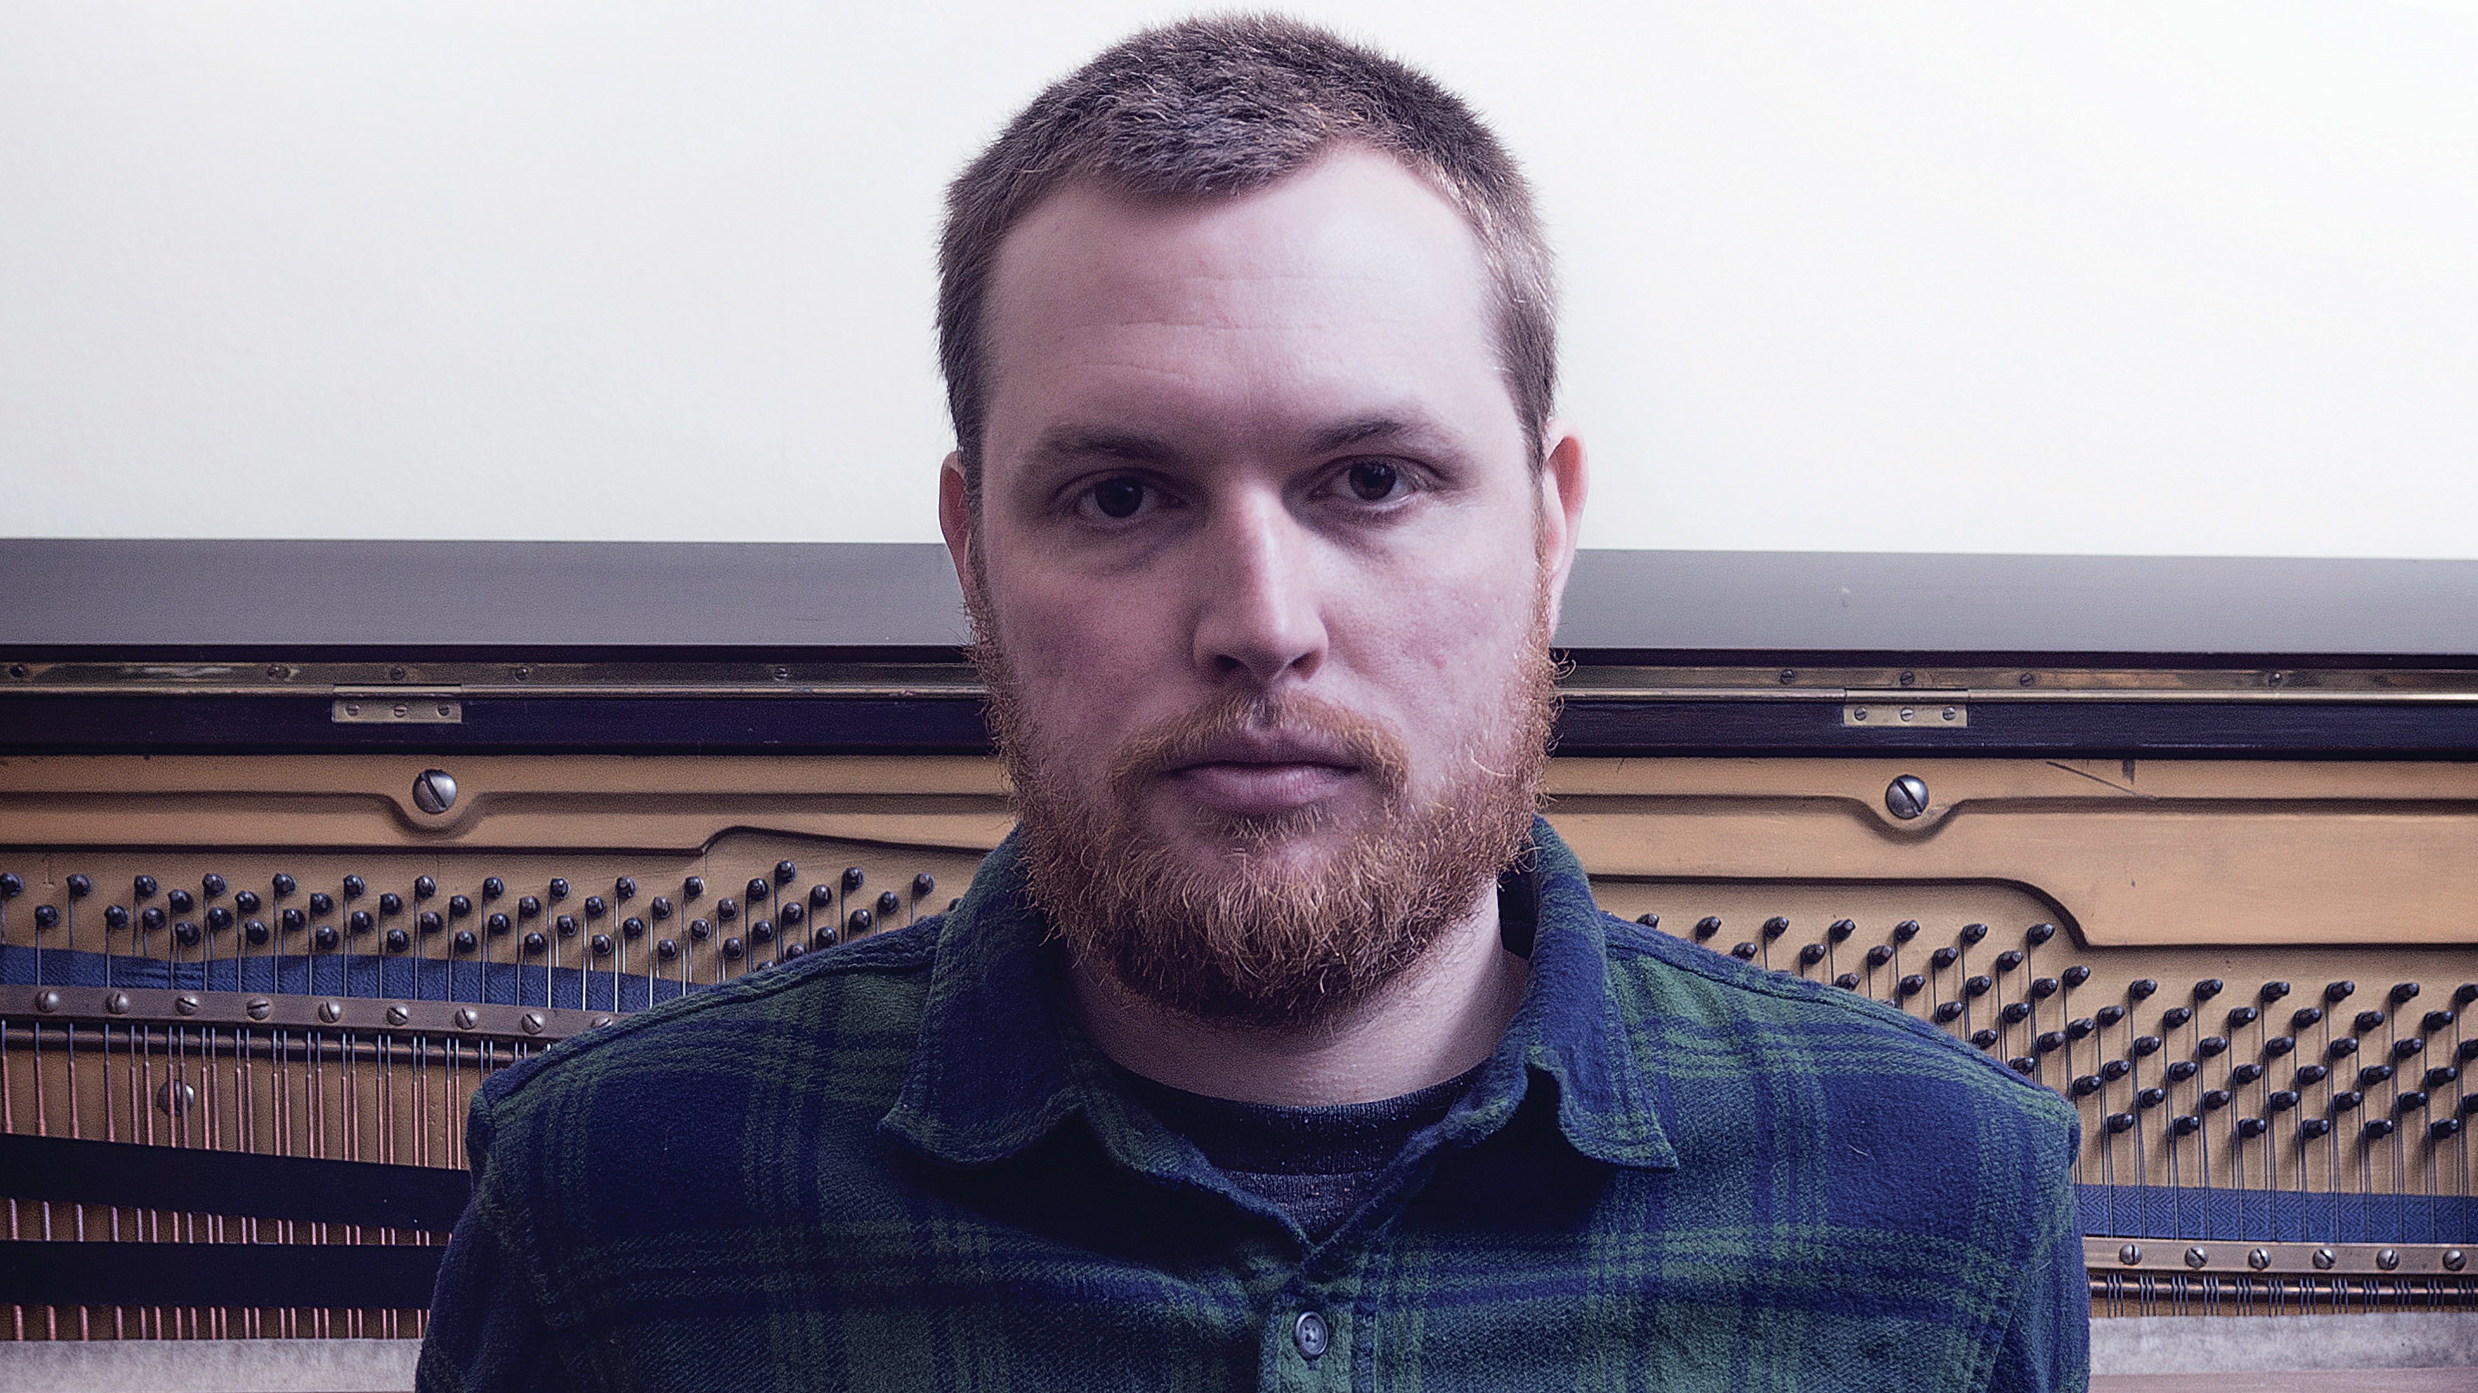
[968,578,1558,1030]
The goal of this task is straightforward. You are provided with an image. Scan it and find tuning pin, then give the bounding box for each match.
[746,877,770,903]
[681,876,704,900]
[2392,982,2423,1005]
[913,872,936,900]
[1893,920,1921,943]
[379,893,403,916]
[2025,922,2057,947]
[841,867,866,893]
[2063,965,2092,989]
[481,876,505,900]
[413,875,436,900]
[775,860,799,886]
[1694,916,1721,941]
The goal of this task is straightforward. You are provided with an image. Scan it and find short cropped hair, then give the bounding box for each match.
[937,14,1557,495]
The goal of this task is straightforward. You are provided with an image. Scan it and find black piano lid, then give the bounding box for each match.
[3,539,2476,756]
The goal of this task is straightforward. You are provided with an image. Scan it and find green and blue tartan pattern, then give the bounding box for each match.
[419,820,2087,1392]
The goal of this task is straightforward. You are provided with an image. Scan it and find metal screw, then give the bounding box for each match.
[2118,1243,2142,1266]
[2446,1250,2467,1272]
[1899,670,1916,687]
[2313,1246,2337,1270]
[591,1015,616,1029]
[156,1080,196,1116]
[1852,707,1870,722]
[772,666,791,682]
[385,1004,411,1026]
[2248,1247,2271,1271]
[265,664,287,680]
[521,1011,546,1035]
[174,993,200,1017]
[512,666,530,681]
[33,988,60,1014]
[1777,668,1796,685]
[2378,1248,2401,1271]
[2184,1246,2209,1269]
[6,663,26,679]
[412,769,458,815]
[1942,707,1959,722]
[454,1007,479,1030]
[319,1000,344,1024]
[346,703,363,716]
[104,991,129,1015]
[389,665,407,681]
[246,997,271,1021]
[1886,775,1931,820]
[1899,707,1916,722]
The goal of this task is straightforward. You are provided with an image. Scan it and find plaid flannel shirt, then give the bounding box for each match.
[420,819,2087,1392]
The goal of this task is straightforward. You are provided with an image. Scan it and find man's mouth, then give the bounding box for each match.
[1164,732,1364,817]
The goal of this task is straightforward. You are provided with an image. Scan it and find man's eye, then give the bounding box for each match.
[1090,477,1147,519]
[1343,460,1400,502]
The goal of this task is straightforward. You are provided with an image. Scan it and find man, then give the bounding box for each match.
[421,17,2086,1391]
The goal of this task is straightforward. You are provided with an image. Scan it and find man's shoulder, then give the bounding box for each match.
[470,918,944,1148]
[1596,912,2077,1138]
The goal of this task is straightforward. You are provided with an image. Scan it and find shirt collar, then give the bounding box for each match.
[878,818,1675,1174]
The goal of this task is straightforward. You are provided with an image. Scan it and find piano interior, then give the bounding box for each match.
[3,543,2473,1381]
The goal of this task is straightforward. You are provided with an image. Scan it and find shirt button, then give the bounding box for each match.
[1293,1310,1330,1360]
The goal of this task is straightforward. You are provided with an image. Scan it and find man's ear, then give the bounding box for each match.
[938,451,976,598]
[1535,420,1589,631]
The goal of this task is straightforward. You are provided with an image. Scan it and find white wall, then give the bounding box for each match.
[4,1,2474,557]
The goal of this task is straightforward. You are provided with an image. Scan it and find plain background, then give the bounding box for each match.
[4,1,2475,558]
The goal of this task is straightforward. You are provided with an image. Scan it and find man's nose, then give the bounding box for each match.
[1188,491,1327,688]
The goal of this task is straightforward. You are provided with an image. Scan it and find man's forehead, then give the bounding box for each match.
[986,148,1492,344]
[977,147,1507,452]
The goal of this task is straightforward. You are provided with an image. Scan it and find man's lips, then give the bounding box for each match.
[1159,732,1366,816]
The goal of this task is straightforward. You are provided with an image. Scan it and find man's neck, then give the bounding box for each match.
[1065,894,1530,1107]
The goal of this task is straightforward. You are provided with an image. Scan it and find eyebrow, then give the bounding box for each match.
[1022,414,1454,473]
[1025,426,1186,471]
[1307,416,1420,454]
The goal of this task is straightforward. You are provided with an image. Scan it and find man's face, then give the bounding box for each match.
[944,145,1585,1024]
